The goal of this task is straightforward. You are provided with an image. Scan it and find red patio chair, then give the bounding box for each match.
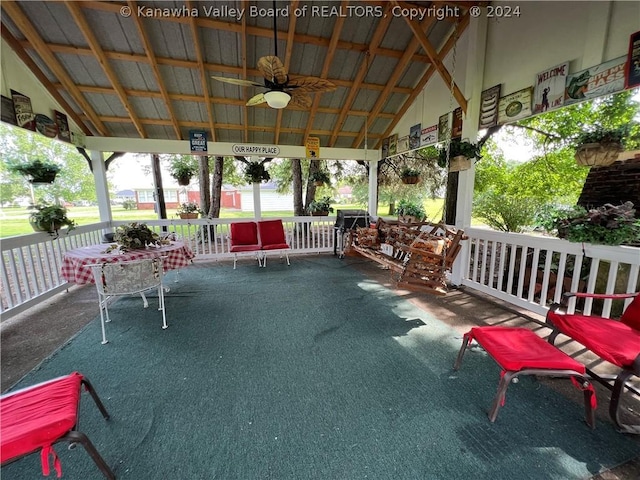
[257,219,290,267]
[546,292,640,433]
[229,221,262,269]
[1,372,115,479]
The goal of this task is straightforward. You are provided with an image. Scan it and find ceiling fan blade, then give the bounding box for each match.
[246,93,266,106]
[211,76,263,88]
[286,76,337,93]
[289,92,312,109]
[258,56,288,85]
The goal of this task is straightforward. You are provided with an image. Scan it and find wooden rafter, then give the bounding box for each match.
[65,1,146,138]
[328,3,394,147]
[302,0,348,145]
[351,16,436,149]
[274,0,299,145]
[2,1,108,136]
[394,0,467,114]
[127,0,181,140]
[0,26,92,136]
[376,16,468,148]
[186,0,216,142]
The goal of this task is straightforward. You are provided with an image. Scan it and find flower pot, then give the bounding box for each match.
[574,142,622,167]
[401,176,420,185]
[177,175,191,186]
[179,213,198,219]
[398,215,418,224]
[449,155,471,172]
[313,181,324,186]
[29,219,61,233]
[311,211,328,216]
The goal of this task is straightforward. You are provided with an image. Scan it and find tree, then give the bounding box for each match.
[0,123,96,205]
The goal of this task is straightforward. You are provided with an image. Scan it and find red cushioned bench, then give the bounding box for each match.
[454,326,596,428]
[1,372,115,479]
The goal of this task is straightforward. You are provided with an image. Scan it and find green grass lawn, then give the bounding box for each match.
[0,200,451,239]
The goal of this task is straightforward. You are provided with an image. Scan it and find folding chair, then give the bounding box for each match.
[257,219,291,267]
[89,257,167,345]
[229,222,262,269]
[1,372,115,479]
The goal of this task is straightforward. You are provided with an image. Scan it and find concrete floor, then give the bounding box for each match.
[1,257,639,479]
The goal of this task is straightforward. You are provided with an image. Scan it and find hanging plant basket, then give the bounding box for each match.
[313,180,325,187]
[179,213,198,219]
[177,175,191,186]
[449,155,472,172]
[401,176,420,185]
[574,142,622,167]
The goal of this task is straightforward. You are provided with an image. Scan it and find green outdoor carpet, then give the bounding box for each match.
[3,256,639,479]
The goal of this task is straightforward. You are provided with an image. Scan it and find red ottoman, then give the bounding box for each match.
[454,326,596,428]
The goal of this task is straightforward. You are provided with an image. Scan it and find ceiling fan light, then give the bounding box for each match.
[264,91,291,109]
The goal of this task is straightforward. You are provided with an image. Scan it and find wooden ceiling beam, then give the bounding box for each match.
[65,1,146,138]
[186,0,216,142]
[2,1,108,136]
[302,0,348,145]
[376,16,468,148]
[351,15,436,149]
[274,0,299,145]
[127,0,181,139]
[395,0,468,114]
[0,25,93,136]
[328,3,394,146]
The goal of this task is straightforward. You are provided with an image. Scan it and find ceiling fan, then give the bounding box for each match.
[211,3,336,109]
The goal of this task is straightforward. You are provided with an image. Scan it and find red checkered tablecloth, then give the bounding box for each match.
[61,241,195,285]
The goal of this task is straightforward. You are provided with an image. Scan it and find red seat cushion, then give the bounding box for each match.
[230,222,259,247]
[621,295,640,330]
[548,311,640,368]
[258,220,288,248]
[467,326,585,373]
[1,372,82,464]
[230,244,261,252]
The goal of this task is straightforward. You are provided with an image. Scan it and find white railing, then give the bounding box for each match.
[462,227,640,318]
[1,217,336,318]
[3,220,639,322]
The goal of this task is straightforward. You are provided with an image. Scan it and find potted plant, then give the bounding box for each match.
[307,196,334,216]
[244,162,270,183]
[169,157,197,186]
[396,199,426,224]
[399,167,421,184]
[538,202,640,246]
[29,203,76,234]
[437,139,481,172]
[9,159,61,184]
[309,170,331,186]
[176,202,202,219]
[573,125,627,167]
[112,222,163,251]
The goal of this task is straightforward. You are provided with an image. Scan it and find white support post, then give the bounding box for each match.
[91,150,113,223]
[451,15,488,285]
[367,159,378,217]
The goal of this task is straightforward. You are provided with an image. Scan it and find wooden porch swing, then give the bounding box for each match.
[349,20,467,296]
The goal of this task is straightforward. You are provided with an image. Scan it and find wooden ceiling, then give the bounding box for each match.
[1,1,476,149]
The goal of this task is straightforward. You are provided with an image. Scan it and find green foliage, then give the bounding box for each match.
[122,199,137,210]
[307,196,334,214]
[396,199,426,220]
[399,167,420,178]
[168,155,197,182]
[113,222,162,251]
[28,203,76,233]
[437,139,481,168]
[176,202,202,214]
[574,125,628,147]
[244,162,270,183]
[8,159,61,182]
[537,202,640,246]
[309,170,331,185]
[473,191,541,232]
